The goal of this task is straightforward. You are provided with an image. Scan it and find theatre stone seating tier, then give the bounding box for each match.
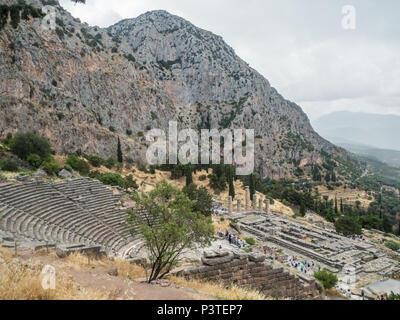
[0,179,142,258]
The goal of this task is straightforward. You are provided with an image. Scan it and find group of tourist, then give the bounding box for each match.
[217,229,247,249]
[348,234,366,242]
[288,256,321,275]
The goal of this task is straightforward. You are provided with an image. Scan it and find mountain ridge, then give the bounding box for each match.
[0,0,357,179]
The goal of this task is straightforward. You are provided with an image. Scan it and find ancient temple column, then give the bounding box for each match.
[259,197,263,212]
[228,196,233,215]
[245,187,250,211]
[237,199,241,213]
[252,194,257,211]
[265,199,270,215]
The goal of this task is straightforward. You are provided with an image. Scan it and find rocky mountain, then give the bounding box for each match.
[0,0,355,178]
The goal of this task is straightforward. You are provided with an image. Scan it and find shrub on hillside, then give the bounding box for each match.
[2,133,14,148]
[182,183,213,216]
[27,154,42,168]
[314,270,338,290]
[11,132,51,161]
[245,238,256,246]
[334,216,362,236]
[98,172,125,188]
[86,155,104,168]
[0,159,19,172]
[66,154,90,176]
[63,164,73,173]
[124,174,138,191]
[105,157,116,169]
[41,159,61,176]
[385,240,400,252]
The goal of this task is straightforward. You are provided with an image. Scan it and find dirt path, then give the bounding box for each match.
[1,247,213,300]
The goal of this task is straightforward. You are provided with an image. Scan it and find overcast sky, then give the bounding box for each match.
[59,0,400,122]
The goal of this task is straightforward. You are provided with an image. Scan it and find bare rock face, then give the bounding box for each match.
[0,0,356,178]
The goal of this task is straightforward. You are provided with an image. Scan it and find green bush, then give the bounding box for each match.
[27,153,42,168]
[105,157,116,169]
[182,184,213,216]
[245,237,256,246]
[41,160,61,176]
[86,155,104,168]
[63,164,73,172]
[98,172,125,188]
[66,154,90,176]
[385,240,400,252]
[124,174,138,191]
[334,216,362,236]
[0,159,19,172]
[11,132,51,160]
[314,270,338,290]
[199,175,207,181]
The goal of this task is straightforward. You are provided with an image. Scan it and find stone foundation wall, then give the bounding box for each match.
[176,250,321,300]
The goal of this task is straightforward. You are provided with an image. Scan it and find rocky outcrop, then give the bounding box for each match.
[0,0,356,178]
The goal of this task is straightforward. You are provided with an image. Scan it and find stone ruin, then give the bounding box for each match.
[230,211,399,286]
[0,178,144,259]
[175,249,321,300]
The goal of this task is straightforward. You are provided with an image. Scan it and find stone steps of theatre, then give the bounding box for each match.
[28,201,77,219]
[39,206,81,223]
[15,196,68,212]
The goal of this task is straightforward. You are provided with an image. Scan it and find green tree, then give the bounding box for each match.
[249,174,255,201]
[127,181,213,282]
[86,155,104,168]
[11,132,51,160]
[325,172,331,183]
[105,157,116,169]
[66,154,90,176]
[229,176,235,200]
[98,172,125,188]
[299,201,306,217]
[183,183,213,216]
[27,153,42,168]
[124,174,138,191]
[185,165,193,186]
[117,137,123,163]
[41,158,61,176]
[312,165,321,181]
[331,170,337,182]
[334,216,362,236]
[0,159,19,172]
[314,269,338,290]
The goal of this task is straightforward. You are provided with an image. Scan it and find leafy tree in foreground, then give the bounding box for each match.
[127,181,214,283]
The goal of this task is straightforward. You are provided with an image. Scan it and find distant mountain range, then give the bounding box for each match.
[312,111,400,167]
[312,111,400,151]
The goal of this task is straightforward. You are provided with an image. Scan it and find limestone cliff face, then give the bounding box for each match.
[0,0,351,178]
